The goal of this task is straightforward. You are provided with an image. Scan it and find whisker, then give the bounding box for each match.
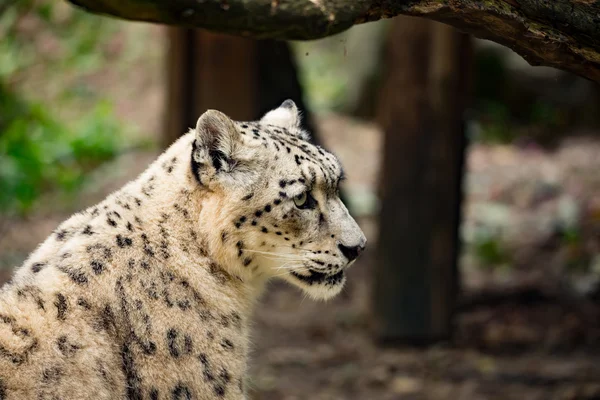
[274,261,308,270]
[275,264,310,271]
[271,261,310,277]
[260,255,303,262]
[272,245,313,253]
[244,249,305,259]
[271,267,306,278]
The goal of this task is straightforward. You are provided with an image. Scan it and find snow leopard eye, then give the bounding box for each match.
[293,192,307,208]
[293,191,316,210]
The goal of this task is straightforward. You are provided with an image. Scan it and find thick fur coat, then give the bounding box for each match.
[0,101,366,400]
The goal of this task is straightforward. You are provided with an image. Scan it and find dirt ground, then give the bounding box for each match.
[250,246,600,400]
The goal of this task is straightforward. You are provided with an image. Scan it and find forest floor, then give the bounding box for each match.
[1,114,600,399]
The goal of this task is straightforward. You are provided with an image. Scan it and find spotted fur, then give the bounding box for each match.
[0,100,365,399]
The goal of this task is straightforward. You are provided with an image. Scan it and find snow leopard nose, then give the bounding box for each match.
[338,243,364,262]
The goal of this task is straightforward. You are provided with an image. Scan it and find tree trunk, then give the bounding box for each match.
[69,0,600,83]
[372,17,471,343]
[163,31,318,147]
[163,28,257,147]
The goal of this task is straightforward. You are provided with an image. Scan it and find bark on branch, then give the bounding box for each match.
[67,0,600,82]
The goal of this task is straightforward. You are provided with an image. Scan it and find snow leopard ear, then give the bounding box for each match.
[191,110,241,174]
[260,99,301,130]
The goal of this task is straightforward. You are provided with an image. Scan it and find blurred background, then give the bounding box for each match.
[1,2,600,399]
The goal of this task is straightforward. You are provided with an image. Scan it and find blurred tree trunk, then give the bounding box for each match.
[163,28,257,147]
[373,17,471,343]
[163,29,319,148]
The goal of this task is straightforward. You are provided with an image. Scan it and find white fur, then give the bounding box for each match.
[0,101,365,399]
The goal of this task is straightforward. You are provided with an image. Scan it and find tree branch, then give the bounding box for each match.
[67,0,600,82]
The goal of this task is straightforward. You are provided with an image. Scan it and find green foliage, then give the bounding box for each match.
[473,235,510,268]
[0,1,130,215]
[476,101,514,143]
[0,86,123,214]
[0,1,117,80]
[294,45,349,112]
[473,47,576,145]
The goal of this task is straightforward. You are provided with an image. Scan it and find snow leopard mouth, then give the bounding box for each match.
[290,269,345,286]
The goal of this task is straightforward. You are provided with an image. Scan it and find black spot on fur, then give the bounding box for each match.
[91,260,105,274]
[177,299,191,310]
[54,293,67,320]
[126,222,134,231]
[172,384,192,400]
[107,218,117,227]
[261,227,268,233]
[98,305,117,332]
[77,298,91,309]
[242,193,254,201]
[167,328,180,358]
[117,234,133,247]
[264,204,272,212]
[56,229,68,241]
[220,369,231,384]
[214,385,225,397]
[184,335,193,354]
[221,339,234,350]
[0,377,6,399]
[242,258,252,267]
[121,343,143,400]
[42,366,63,383]
[209,263,230,284]
[31,262,46,273]
[149,388,159,400]
[142,178,155,197]
[274,199,281,205]
[198,353,228,397]
[82,225,94,235]
[160,240,170,259]
[279,180,287,188]
[62,267,88,285]
[57,335,80,356]
[254,210,263,218]
[141,233,155,257]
